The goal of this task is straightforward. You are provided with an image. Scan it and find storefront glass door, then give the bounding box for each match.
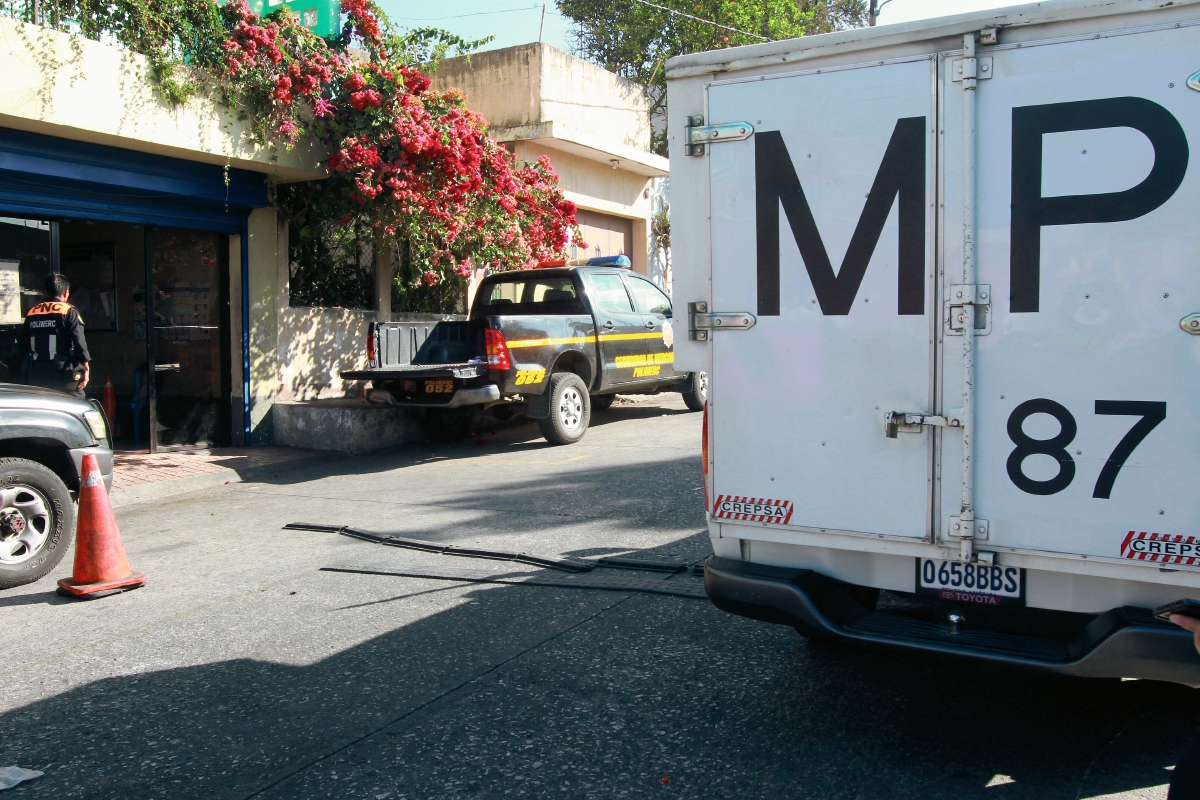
[149,229,230,449]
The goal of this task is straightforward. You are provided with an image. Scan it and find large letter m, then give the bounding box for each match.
[755,118,926,316]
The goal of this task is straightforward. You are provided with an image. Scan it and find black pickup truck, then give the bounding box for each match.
[342,262,706,444]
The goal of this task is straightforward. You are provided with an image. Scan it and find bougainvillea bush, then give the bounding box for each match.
[2,0,585,306]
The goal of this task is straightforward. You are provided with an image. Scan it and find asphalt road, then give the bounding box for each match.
[1,395,1193,799]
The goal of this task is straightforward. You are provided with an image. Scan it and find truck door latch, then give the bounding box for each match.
[884,411,964,438]
[945,283,992,336]
[688,302,757,341]
[684,116,755,156]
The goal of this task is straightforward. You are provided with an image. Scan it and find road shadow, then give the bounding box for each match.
[0,570,1191,800]
[167,395,696,492]
[269,452,709,563]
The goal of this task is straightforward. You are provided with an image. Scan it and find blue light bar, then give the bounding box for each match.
[586,254,631,268]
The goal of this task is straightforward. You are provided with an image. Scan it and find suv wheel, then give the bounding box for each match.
[682,371,708,412]
[538,373,591,445]
[0,458,75,590]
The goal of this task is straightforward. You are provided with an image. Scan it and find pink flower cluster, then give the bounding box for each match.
[218,0,582,281]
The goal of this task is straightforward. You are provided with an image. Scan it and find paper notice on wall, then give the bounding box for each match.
[0,260,21,324]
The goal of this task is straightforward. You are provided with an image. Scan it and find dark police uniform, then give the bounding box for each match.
[23,299,90,398]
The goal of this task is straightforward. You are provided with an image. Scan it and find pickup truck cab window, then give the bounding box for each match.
[587,273,635,314]
[626,277,672,317]
[472,276,583,318]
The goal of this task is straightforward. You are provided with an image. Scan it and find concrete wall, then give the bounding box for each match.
[277,306,375,401]
[432,43,652,152]
[0,17,327,181]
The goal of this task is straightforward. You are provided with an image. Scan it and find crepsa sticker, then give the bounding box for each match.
[713,495,793,524]
[662,320,674,348]
[1121,531,1200,565]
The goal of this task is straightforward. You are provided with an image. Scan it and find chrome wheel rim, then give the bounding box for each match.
[697,371,708,400]
[558,386,584,432]
[0,484,53,565]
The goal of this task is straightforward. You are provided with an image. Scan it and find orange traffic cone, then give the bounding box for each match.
[56,454,146,599]
[102,377,119,438]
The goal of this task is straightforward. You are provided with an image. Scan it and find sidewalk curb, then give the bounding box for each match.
[110,454,335,509]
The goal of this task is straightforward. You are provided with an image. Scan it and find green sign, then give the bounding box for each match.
[244,0,341,38]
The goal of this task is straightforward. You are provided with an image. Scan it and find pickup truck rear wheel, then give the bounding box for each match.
[590,393,616,412]
[682,371,708,412]
[539,373,591,445]
[0,458,75,590]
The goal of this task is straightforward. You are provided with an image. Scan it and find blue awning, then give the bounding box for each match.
[0,127,271,232]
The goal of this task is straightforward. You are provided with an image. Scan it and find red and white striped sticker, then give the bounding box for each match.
[1120,530,1200,565]
[712,495,793,524]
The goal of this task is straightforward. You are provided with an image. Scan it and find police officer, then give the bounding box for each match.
[23,274,90,398]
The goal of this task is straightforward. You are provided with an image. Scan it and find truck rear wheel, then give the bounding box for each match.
[0,458,75,590]
[682,371,707,411]
[539,373,591,445]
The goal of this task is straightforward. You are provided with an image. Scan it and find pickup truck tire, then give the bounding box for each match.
[420,408,474,441]
[0,458,75,590]
[589,394,616,412]
[539,373,591,445]
[682,371,708,412]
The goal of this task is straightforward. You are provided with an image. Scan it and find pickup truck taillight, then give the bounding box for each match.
[366,326,378,369]
[485,329,512,371]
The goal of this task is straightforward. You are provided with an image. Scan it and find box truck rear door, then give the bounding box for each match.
[940,25,1200,562]
[706,59,937,538]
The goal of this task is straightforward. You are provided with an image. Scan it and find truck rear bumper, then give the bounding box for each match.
[704,555,1200,687]
[366,385,501,408]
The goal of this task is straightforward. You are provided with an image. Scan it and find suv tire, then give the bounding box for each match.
[0,457,75,590]
[682,371,708,412]
[538,373,591,445]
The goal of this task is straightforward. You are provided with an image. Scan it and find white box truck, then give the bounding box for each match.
[668,0,1200,685]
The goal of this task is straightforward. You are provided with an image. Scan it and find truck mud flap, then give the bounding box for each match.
[704,555,1200,687]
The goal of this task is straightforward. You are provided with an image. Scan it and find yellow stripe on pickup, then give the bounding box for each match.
[598,332,664,342]
[505,335,597,349]
[505,331,666,349]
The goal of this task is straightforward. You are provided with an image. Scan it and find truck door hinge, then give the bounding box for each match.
[951,56,992,82]
[684,116,755,156]
[944,284,992,336]
[688,302,757,341]
[946,516,990,541]
[884,410,964,438]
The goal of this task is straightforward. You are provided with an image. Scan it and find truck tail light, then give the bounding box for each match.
[702,401,710,512]
[367,326,378,369]
[485,328,512,371]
